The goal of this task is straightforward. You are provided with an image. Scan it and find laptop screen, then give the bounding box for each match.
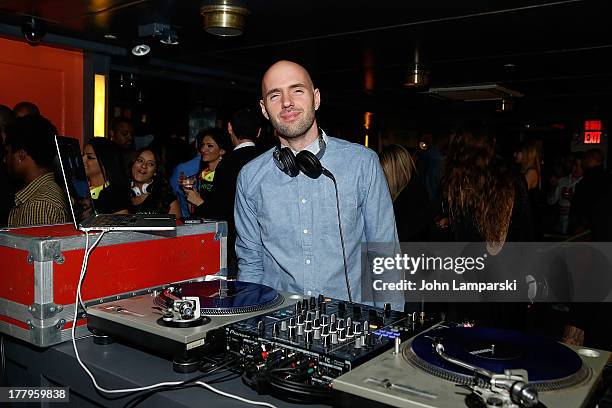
[54,135,96,227]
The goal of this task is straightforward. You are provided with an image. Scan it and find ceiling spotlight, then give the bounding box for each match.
[160,30,179,45]
[104,34,118,40]
[131,43,151,57]
[200,2,250,37]
[21,17,46,45]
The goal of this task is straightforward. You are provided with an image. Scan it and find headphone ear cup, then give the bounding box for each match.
[141,180,153,194]
[277,147,300,177]
[296,150,323,179]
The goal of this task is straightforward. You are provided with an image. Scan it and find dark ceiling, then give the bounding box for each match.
[1,0,611,118]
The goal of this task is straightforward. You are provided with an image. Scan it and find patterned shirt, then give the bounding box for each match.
[8,172,69,227]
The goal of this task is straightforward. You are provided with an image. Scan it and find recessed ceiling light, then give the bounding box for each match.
[131,44,151,57]
[504,63,516,68]
[104,34,117,40]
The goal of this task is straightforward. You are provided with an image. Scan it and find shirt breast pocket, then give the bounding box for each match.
[322,182,359,239]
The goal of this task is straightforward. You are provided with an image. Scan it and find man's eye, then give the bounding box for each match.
[294,89,304,94]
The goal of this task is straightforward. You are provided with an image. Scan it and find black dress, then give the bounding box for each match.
[393,176,433,242]
[445,169,533,330]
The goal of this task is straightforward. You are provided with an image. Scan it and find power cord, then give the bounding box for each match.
[71,230,278,408]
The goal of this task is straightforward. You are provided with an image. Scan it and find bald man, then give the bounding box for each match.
[234,60,402,308]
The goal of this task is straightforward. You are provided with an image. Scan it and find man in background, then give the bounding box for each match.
[109,116,135,172]
[0,105,16,225]
[13,101,40,118]
[4,115,68,227]
[198,108,261,277]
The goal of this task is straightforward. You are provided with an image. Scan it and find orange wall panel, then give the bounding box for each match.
[0,37,83,141]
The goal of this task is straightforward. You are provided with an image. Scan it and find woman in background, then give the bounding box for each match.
[443,122,532,328]
[82,138,130,214]
[183,128,231,214]
[515,141,542,237]
[379,144,432,241]
[129,147,180,217]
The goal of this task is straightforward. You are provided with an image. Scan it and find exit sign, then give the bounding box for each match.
[584,120,602,144]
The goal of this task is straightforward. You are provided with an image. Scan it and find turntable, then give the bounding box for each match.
[333,324,610,408]
[87,280,302,372]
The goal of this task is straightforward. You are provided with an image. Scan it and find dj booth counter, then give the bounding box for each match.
[0,221,226,347]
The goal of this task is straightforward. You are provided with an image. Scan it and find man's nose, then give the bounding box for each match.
[281,92,293,108]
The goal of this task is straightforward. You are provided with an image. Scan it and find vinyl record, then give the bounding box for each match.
[174,281,284,315]
[405,326,590,391]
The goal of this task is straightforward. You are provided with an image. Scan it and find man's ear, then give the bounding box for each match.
[17,149,28,163]
[259,100,270,120]
[314,88,321,111]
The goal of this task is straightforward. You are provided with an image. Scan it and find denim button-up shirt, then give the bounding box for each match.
[235,132,401,307]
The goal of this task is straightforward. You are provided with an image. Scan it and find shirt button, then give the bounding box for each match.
[305,259,311,265]
[303,229,308,234]
[301,198,307,204]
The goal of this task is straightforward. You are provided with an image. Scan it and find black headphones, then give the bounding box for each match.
[273,134,327,179]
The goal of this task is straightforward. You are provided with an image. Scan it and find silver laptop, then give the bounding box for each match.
[54,135,176,232]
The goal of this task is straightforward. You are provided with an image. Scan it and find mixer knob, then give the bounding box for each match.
[346,325,354,338]
[331,332,338,345]
[354,336,362,349]
[330,313,337,324]
[352,304,362,317]
[321,315,329,325]
[323,333,330,348]
[363,320,369,333]
[338,329,346,342]
[309,296,316,310]
[294,301,301,315]
[346,317,352,328]
[383,303,391,318]
[273,323,279,337]
[257,320,265,335]
[305,311,313,323]
[329,322,337,334]
[315,310,320,321]
[337,319,345,331]
[354,322,362,336]
[280,320,288,332]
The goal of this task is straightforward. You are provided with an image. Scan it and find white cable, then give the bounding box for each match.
[195,381,278,408]
[70,230,278,408]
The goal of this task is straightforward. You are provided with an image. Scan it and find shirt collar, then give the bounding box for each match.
[234,141,256,151]
[14,172,56,206]
[289,129,328,156]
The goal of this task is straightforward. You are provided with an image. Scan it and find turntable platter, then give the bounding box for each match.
[176,281,284,315]
[405,327,591,391]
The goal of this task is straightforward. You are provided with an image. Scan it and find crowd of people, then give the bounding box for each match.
[1,60,611,350]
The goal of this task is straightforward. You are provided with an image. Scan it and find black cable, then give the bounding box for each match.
[122,355,239,408]
[323,170,353,303]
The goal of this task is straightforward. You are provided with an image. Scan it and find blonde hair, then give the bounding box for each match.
[379,144,416,201]
[519,141,541,189]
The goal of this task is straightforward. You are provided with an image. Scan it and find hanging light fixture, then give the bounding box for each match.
[403,48,429,88]
[200,1,249,37]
